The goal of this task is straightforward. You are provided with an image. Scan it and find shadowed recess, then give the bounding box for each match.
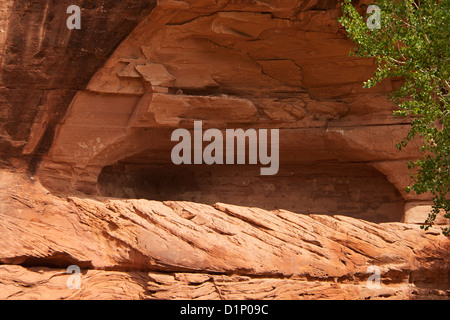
[98,159,405,223]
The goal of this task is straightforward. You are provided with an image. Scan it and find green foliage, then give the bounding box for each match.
[339,0,449,235]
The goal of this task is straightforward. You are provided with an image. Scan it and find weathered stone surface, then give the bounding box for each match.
[0,170,448,299]
[0,0,448,300]
[0,0,156,158]
[98,162,406,223]
[27,0,430,225]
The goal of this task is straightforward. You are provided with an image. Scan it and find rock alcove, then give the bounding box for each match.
[36,1,429,226]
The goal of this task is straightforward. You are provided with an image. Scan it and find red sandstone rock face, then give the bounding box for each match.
[0,0,156,158]
[0,171,448,299]
[36,0,431,223]
[0,0,448,299]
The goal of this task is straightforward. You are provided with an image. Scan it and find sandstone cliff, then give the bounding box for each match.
[0,0,448,299]
[0,170,448,299]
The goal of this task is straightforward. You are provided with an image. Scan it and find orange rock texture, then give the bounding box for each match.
[0,170,448,299]
[0,0,448,299]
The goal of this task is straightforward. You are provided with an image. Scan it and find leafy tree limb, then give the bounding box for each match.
[339,0,449,235]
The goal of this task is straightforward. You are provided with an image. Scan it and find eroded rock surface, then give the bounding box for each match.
[0,0,156,159]
[0,0,449,300]
[0,0,432,221]
[0,170,448,299]
[32,0,430,223]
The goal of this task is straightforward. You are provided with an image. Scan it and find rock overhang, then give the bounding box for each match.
[34,0,426,223]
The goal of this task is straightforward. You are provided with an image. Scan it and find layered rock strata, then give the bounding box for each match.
[0,0,448,300]
[0,171,448,299]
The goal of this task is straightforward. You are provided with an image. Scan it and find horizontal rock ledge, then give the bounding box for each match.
[0,170,448,299]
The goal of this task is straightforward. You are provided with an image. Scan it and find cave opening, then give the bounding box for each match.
[97,156,405,223]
